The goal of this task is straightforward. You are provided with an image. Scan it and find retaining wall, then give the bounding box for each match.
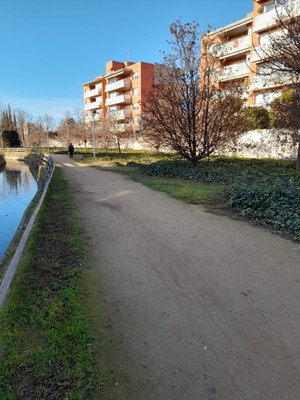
[221,129,297,160]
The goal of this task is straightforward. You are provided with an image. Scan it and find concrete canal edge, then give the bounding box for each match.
[0,151,55,308]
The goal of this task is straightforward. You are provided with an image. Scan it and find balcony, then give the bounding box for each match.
[215,62,249,81]
[251,44,270,63]
[85,112,102,122]
[249,73,291,91]
[105,78,131,93]
[106,94,131,106]
[254,0,300,32]
[84,84,102,98]
[107,109,131,120]
[217,35,251,59]
[84,97,102,111]
[114,123,132,132]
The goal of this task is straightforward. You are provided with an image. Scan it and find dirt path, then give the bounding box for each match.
[54,155,300,400]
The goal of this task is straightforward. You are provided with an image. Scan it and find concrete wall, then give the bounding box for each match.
[117,130,298,159]
[223,129,298,159]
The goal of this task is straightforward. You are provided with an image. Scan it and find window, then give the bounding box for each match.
[134,118,140,126]
[133,102,139,110]
[261,1,275,13]
[133,87,139,96]
[261,0,287,13]
[133,72,139,80]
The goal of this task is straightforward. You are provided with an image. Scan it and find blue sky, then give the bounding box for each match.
[0,0,253,121]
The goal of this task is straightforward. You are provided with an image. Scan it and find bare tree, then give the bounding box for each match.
[255,0,300,170]
[256,1,300,84]
[96,115,115,149]
[142,20,245,165]
[31,116,47,147]
[15,108,32,146]
[103,112,134,153]
[72,108,87,148]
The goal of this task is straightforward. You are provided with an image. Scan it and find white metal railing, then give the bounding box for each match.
[254,0,300,32]
[106,94,131,106]
[217,35,251,58]
[216,62,249,81]
[105,78,131,93]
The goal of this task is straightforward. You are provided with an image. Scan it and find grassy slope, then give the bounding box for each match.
[0,169,96,399]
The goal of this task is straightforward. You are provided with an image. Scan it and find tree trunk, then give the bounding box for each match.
[117,136,121,154]
[297,139,300,172]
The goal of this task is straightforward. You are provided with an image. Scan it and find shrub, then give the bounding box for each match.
[2,130,21,147]
[270,90,300,129]
[242,106,270,130]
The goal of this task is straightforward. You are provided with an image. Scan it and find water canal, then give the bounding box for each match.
[0,159,38,261]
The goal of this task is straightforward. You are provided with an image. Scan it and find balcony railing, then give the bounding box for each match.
[249,73,291,90]
[215,62,249,81]
[251,44,270,63]
[107,109,131,120]
[114,123,132,132]
[84,84,102,98]
[254,0,300,32]
[217,35,251,59]
[105,78,131,93]
[84,97,102,111]
[106,94,131,106]
[85,112,102,122]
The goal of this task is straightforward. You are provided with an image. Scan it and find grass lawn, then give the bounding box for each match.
[128,174,224,205]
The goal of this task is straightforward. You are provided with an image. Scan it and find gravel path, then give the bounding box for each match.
[54,155,300,400]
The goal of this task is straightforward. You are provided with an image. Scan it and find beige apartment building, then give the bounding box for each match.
[83,61,156,130]
[207,0,300,107]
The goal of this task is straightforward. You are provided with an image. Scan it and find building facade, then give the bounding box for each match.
[207,0,300,107]
[83,61,156,130]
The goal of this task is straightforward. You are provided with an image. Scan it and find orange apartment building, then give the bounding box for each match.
[83,61,156,130]
[207,0,300,107]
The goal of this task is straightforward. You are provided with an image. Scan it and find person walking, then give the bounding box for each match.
[68,143,74,158]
